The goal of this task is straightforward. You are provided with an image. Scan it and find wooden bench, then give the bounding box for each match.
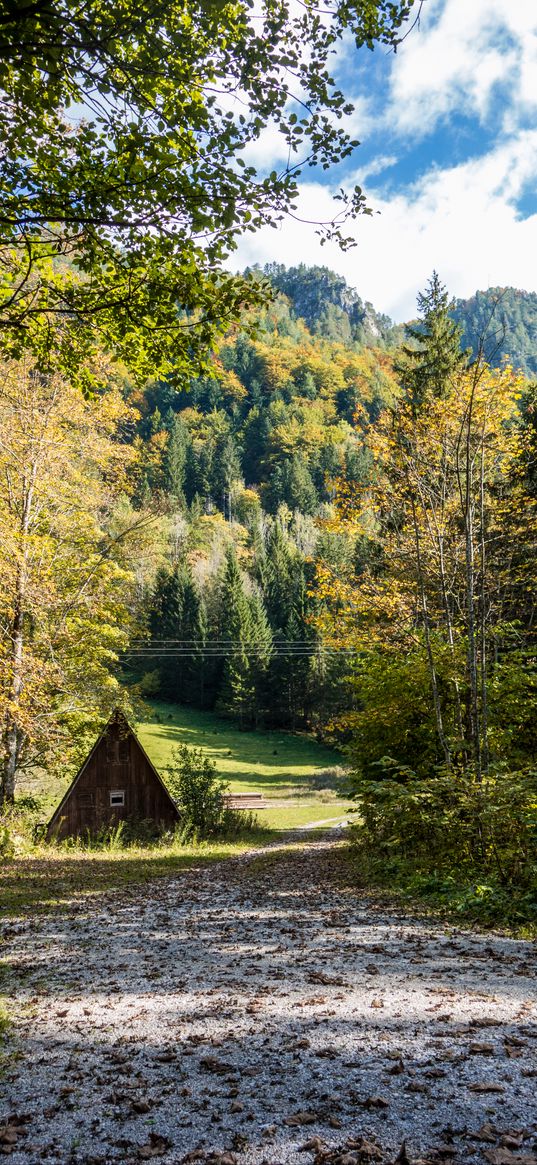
[223,792,267,811]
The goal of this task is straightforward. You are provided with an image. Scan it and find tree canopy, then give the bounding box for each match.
[0,0,413,380]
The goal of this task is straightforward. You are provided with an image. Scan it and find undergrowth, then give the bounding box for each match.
[348,761,537,932]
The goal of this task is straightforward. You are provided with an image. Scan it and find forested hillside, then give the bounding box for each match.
[259,264,403,348]
[127,276,401,735]
[452,287,537,377]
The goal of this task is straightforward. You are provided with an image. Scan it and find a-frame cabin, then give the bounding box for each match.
[46,709,179,841]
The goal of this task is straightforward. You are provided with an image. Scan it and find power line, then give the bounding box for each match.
[122,646,356,659]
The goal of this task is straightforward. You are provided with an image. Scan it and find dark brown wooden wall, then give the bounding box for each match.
[48,717,179,840]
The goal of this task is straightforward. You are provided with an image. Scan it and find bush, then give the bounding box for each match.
[349,761,537,920]
[0,824,14,860]
[309,765,351,792]
[165,745,229,841]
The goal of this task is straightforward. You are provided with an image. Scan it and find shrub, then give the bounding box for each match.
[350,761,537,887]
[0,824,14,860]
[310,765,351,792]
[165,745,229,841]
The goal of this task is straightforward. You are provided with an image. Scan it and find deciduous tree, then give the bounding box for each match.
[0,0,413,379]
[0,354,143,805]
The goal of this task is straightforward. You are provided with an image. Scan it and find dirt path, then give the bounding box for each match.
[1,835,536,1165]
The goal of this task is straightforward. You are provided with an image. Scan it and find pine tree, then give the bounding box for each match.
[242,405,270,484]
[287,454,318,515]
[179,572,208,707]
[183,440,200,506]
[216,549,256,727]
[149,567,183,700]
[248,591,273,726]
[396,272,467,409]
[149,564,206,705]
[165,415,190,505]
[212,432,242,518]
[262,523,314,728]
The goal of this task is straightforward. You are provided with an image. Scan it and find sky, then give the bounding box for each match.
[230,0,537,322]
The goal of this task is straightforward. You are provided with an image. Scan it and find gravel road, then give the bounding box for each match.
[1,835,536,1165]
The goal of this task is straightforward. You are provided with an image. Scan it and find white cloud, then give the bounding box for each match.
[241,122,293,169]
[354,154,398,182]
[230,130,537,321]
[227,0,537,323]
[387,0,537,136]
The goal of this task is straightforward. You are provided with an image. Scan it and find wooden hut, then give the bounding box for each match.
[46,709,179,840]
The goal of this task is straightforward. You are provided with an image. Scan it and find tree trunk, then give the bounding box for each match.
[409,492,451,767]
[0,471,35,807]
[478,437,490,773]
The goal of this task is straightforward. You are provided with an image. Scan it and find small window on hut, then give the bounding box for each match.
[78,791,93,808]
[110,790,125,807]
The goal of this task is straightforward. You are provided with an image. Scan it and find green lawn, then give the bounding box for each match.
[138,702,346,796]
[138,702,354,830]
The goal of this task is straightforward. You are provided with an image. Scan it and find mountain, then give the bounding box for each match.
[254,268,537,378]
[452,288,537,379]
[254,263,404,349]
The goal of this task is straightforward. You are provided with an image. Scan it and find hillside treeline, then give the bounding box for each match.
[127,267,401,732]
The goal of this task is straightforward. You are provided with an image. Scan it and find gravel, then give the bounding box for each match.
[1,835,536,1165]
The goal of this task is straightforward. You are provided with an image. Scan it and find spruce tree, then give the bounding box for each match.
[212,432,242,517]
[396,272,467,409]
[216,549,256,727]
[248,592,273,726]
[149,564,206,705]
[179,572,208,707]
[287,454,318,515]
[165,415,190,505]
[262,523,314,728]
[149,567,185,700]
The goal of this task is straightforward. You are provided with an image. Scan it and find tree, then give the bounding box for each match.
[316,360,537,779]
[165,745,227,840]
[149,563,207,706]
[165,415,190,505]
[248,592,274,727]
[215,548,272,726]
[0,354,142,806]
[0,0,413,379]
[261,522,315,728]
[396,271,467,409]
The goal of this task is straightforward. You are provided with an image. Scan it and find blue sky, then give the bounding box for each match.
[231,0,537,321]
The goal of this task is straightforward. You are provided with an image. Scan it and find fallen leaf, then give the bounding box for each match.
[132,1099,152,1114]
[361,1096,389,1110]
[484,1151,537,1165]
[299,1136,326,1153]
[474,1123,497,1143]
[138,1132,172,1159]
[284,1111,317,1127]
[468,1082,505,1094]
